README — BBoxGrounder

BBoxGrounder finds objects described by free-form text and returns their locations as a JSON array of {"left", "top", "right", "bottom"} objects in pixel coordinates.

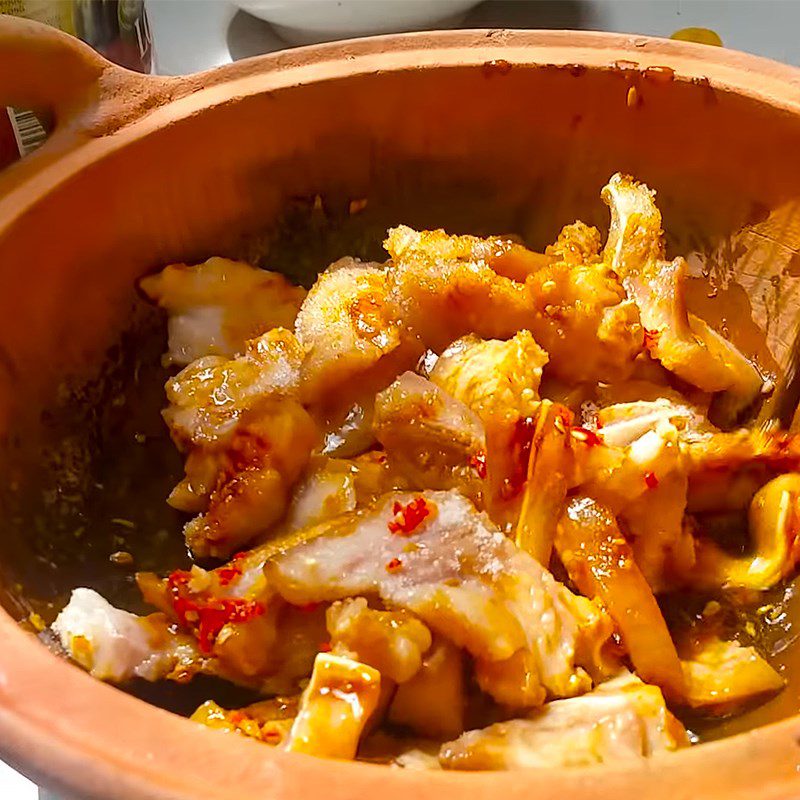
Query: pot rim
[{"left": 3, "top": 28, "right": 800, "bottom": 800}]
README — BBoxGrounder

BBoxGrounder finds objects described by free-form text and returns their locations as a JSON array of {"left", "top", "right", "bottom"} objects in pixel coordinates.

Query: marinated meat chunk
[
  {"left": 295, "top": 260, "right": 419, "bottom": 405},
  {"left": 140, "top": 257, "right": 306, "bottom": 366},
  {"left": 267, "top": 490, "right": 614, "bottom": 703},
  {"left": 439, "top": 673, "right": 687, "bottom": 770}
]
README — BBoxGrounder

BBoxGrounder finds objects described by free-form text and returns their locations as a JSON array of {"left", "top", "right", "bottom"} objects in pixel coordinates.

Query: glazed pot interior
[{"left": 3, "top": 30, "right": 800, "bottom": 797}]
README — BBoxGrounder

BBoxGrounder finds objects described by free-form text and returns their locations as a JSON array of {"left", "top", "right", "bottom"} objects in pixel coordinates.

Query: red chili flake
[
  {"left": 388, "top": 497, "right": 430, "bottom": 535},
  {"left": 229, "top": 711, "right": 245, "bottom": 725},
  {"left": 262, "top": 727, "right": 283, "bottom": 744},
  {"left": 167, "top": 569, "right": 191, "bottom": 588},
  {"left": 216, "top": 564, "right": 242, "bottom": 586},
  {"left": 167, "top": 570, "right": 265, "bottom": 653},
  {"left": 231, "top": 551, "right": 248, "bottom": 562},
  {"left": 504, "top": 415, "right": 537, "bottom": 498},
  {"left": 643, "top": 328, "right": 661, "bottom": 348},
  {"left": 295, "top": 601, "right": 322, "bottom": 613},
  {"left": 644, "top": 471, "right": 659, "bottom": 489},
  {"left": 385, "top": 557, "right": 403, "bottom": 573},
  {"left": 319, "top": 641, "right": 332, "bottom": 653},
  {"left": 203, "top": 599, "right": 265, "bottom": 653},
  {"left": 468, "top": 451, "right": 488, "bottom": 479},
  {"left": 571, "top": 426, "right": 604, "bottom": 446}
]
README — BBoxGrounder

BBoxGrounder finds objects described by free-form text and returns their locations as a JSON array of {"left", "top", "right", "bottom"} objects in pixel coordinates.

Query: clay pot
[{"left": 1, "top": 16, "right": 800, "bottom": 800}]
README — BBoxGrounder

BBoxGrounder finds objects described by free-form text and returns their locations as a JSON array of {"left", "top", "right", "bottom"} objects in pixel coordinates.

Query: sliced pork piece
[
  {"left": 141, "top": 454, "right": 410, "bottom": 614},
  {"left": 140, "top": 257, "right": 306, "bottom": 366},
  {"left": 295, "top": 260, "right": 419, "bottom": 405},
  {"left": 319, "top": 396, "right": 377, "bottom": 458},
  {"left": 53, "top": 588, "right": 211, "bottom": 683},
  {"left": 430, "top": 331, "right": 547, "bottom": 525},
  {"left": 384, "top": 226, "right": 535, "bottom": 351},
  {"left": 547, "top": 220, "right": 606, "bottom": 264},
  {"left": 136, "top": 556, "right": 328, "bottom": 694},
  {"left": 439, "top": 673, "right": 687, "bottom": 770},
  {"left": 430, "top": 331, "right": 547, "bottom": 419},
  {"left": 182, "top": 398, "right": 318, "bottom": 558},
  {"left": 679, "top": 638, "right": 784, "bottom": 710},
  {"left": 386, "top": 225, "right": 533, "bottom": 273},
  {"left": 164, "top": 327, "right": 305, "bottom": 451},
  {"left": 267, "top": 490, "right": 613, "bottom": 704},
  {"left": 55, "top": 581, "right": 329, "bottom": 698},
  {"left": 163, "top": 327, "right": 318, "bottom": 558},
  {"left": 163, "top": 327, "right": 313, "bottom": 524},
  {"left": 373, "top": 372, "right": 485, "bottom": 492},
  {"left": 349, "top": 450, "right": 412, "bottom": 505},
  {"left": 384, "top": 224, "right": 641, "bottom": 386},
  {"left": 327, "top": 597, "right": 432, "bottom": 683},
  {"left": 284, "top": 457, "right": 358, "bottom": 532}
]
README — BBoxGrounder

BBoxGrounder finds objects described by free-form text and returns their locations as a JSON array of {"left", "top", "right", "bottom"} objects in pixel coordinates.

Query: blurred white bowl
[{"left": 232, "top": 0, "right": 482, "bottom": 45}]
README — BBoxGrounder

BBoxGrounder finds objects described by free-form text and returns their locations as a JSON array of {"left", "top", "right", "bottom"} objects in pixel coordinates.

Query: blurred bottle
[
  {"left": 1, "top": 0, "right": 151, "bottom": 70},
  {"left": 72, "top": 0, "right": 152, "bottom": 72},
  {"left": 0, "top": 0, "right": 151, "bottom": 168}
]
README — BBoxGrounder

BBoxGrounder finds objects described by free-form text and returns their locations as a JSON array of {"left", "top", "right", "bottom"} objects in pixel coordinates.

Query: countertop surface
[{"left": 5, "top": 0, "right": 800, "bottom": 797}]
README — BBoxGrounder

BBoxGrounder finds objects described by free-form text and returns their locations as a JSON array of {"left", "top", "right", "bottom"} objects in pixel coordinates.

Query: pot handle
[
  {"left": 0, "top": 15, "right": 170, "bottom": 141},
  {"left": 0, "top": 16, "right": 113, "bottom": 128}
]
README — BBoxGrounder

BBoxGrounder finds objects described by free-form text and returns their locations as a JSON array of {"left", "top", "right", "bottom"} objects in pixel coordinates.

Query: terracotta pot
[{"left": 2, "top": 16, "right": 800, "bottom": 800}]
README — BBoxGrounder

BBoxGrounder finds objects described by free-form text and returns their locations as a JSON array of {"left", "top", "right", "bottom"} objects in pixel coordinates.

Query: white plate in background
[
  {"left": 232, "top": 0, "right": 480, "bottom": 44},
  {"left": 147, "top": 0, "right": 800, "bottom": 75}
]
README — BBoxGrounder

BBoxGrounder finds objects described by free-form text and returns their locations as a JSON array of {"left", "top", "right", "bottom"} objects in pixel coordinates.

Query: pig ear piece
[
  {"left": 601, "top": 171, "right": 665, "bottom": 274},
  {"left": 284, "top": 652, "right": 382, "bottom": 759},
  {"left": 601, "top": 172, "right": 763, "bottom": 415},
  {"left": 695, "top": 472, "right": 800, "bottom": 592}
]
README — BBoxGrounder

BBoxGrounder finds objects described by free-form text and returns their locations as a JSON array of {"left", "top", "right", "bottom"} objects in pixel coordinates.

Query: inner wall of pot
[{"left": 1, "top": 59, "right": 800, "bottom": 733}]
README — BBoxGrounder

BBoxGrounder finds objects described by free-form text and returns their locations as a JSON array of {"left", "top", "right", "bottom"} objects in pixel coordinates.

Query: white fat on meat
[
  {"left": 373, "top": 372, "right": 485, "bottom": 491},
  {"left": 140, "top": 257, "right": 306, "bottom": 366},
  {"left": 597, "top": 399, "right": 710, "bottom": 449},
  {"left": 164, "top": 327, "right": 305, "bottom": 448},
  {"left": 267, "top": 490, "right": 604, "bottom": 701},
  {"left": 439, "top": 673, "right": 686, "bottom": 770},
  {"left": 52, "top": 588, "right": 202, "bottom": 683},
  {"left": 294, "top": 260, "right": 416, "bottom": 404},
  {"left": 284, "top": 458, "right": 358, "bottom": 531}
]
